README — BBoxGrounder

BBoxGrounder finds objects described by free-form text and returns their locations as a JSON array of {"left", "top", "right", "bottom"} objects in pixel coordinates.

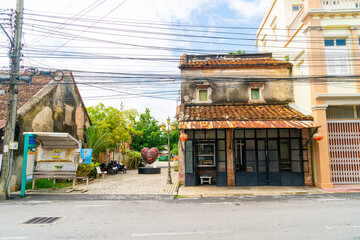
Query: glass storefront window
[
  {"left": 207, "top": 130, "right": 216, "bottom": 139},
  {"left": 269, "top": 161, "right": 279, "bottom": 172},
  {"left": 235, "top": 140, "right": 245, "bottom": 172},
  {"left": 246, "top": 161, "right": 256, "bottom": 172},
  {"left": 246, "top": 151, "right": 256, "bottom": 161},
  {"left": 246, "top": 140, "right": 255, "bottom": 150},
  {"left": 292, "top": 161, "right": 301, "bottom": 172},
  {"left": 256, "top": 129, "right": 266, "bottom": 138},
  {"left": 186, "top": 130, "right": 194, "bottom": 140},
  {"left": 235, "top": 129, "right": 244, "bottom": 138},
  {"left": 218, "top": 151, "right": 226, "bottom": 161},
  {"left": 268, "top": 140, "right": 278, "bottom": 150},
  {"left": 245, "top": 129, "right": 255, "bottom": 138},
  {"left": 217, "top": 130, "right": 225, "bottom": 139},
  {"left": 280, "top": 129, "right": 289, "bottom": 138},
  {"left": 291, "top": 150, "right": 301, "bottom": 160},
  {"left": 195, "top": 130, "right": 205, "bottom": 139},
  {"left": 218, "top": 162, "right": 226, "bottom": 172},
  {"left": 197, "top": 143, "right": 215, "bottom": 167},
  {"left": 280, "top": 139, "right": 291, "bottom": 171},
  {"left": 268, "top": 129, "right": 278, "bottom": 138},
  {"left": 258, "top": 161, "right": 266, "bottom": 172},
  {"left": 218, "top": 140, "right": 226, "bottom": 151},
  {"left": 291, "top": 139, "right": 299, "bottom": 149}
]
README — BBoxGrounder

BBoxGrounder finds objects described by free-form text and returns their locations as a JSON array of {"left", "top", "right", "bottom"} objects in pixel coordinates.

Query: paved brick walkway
[{"left": 86, "top": 167, "right": 179, "bottom": 195}]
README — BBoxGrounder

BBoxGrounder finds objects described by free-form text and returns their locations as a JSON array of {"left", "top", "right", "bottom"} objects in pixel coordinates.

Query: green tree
[
  {"left": 170, "top": 121, "right": 178, "bottom": 155},
  {"left": 87, "top": 103, "right": 138, "bottom": 155},
  {"left": 83, "top": 126, "right": 108, "bottom": 156},
  {"left": 131, "top": 108, "right": 167, "bottom": 152}
]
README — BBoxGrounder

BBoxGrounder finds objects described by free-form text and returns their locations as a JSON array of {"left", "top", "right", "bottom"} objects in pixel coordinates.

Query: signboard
[
  {"left": 26, "top": 148, "right": 36, "bottom": 181},
  {"left": 52, "top": 149, "right": 61, "bottom": 160},
  {"left": 80, "top": 149, "right": 93, "bottom": 164}
]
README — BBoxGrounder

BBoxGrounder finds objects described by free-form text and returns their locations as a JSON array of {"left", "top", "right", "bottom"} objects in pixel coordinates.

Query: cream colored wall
[
  {"left": 292, "top": 58, "right": 312, "bottom": 112},
  {"left": 258, "top": 0, "right": 360, "bottom": 110},
  {"left": 320, "top": 17, "right": 359, "bottom": 94},
  {"left": 257, "top": 0, "right": 304, "bottom": 60}
]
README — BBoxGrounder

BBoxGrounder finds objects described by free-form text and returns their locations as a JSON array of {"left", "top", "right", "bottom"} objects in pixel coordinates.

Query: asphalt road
[{"left": 1, "top": 193, "right": 360, "bottom": 240}]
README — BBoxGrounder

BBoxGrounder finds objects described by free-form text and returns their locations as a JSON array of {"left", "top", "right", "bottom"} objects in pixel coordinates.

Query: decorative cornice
[
  {"left": 303, "top": 26, "right": 325, "bottom": 33},
  {"left": 350, "top": 25, "right": 360, "bottom": 30},
  {"left": 312, "top": 105, "right": 328, "bottom": 111}
]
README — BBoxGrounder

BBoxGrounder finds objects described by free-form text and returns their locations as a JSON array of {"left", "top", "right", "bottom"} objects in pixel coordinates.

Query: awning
[
  {"left": 178, "top": 120, "right": 319, "bottom": 129},
  {"left": 23, "top": 132, "right": 81, "bottom": 149}
]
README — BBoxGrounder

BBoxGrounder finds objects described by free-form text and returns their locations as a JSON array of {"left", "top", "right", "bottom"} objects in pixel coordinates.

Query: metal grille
[
  {"left": 328, "top": 121, "right": 360, "bottom": 183},
  {"left": 23, "top": 217, "right": 60, "bottom": 224}
]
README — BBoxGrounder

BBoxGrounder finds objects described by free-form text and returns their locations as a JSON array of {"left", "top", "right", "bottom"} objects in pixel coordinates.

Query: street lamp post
[{"left": 161, "top": 117, "right": 175, "bottom": 184}]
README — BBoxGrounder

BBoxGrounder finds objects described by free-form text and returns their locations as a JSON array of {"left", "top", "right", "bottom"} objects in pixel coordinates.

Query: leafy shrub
[
  {"left": 76, "top": 163, "right": 94, "bottom": 177},
  {"left": 174, "top": 161, "right": 179, "bottom": 172},
  {"left": 125, "top": 150, "right": 143, "bottom": 169}
]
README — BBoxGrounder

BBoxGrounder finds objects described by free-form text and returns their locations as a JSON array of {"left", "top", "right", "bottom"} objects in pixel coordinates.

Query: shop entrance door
[{"left": 257, "top": 140, "right": 281, "bottom": 185}]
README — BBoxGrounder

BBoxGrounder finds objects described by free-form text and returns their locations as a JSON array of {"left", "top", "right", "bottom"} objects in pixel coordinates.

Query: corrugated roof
[
  {"left": 178, "top": 120, "right": 318, "bottom": 129},
  {"left": 177, "top": 104, "right": 313, "bottom": 122}
]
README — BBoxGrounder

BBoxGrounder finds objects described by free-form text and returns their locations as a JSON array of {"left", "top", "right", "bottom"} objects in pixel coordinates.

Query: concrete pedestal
[{"left": 138, "top": 167, "right": 161, "bottom": 174}]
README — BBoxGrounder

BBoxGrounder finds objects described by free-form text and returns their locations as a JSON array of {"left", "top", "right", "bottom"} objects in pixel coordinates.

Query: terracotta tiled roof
[
  {"left": 0, "top": 73, "right": 54, "bottom": 121},
  {"left": 179, "top": 54, "right": 292, "bottom": 70},
  {"left": 0, "top": 120, "right": 6, "bottom": 129},
  {"left": 177, "top": 104, "right": 312, "bottom": 122}
]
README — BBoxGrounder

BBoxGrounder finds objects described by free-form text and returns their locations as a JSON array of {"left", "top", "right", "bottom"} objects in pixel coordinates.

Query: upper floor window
[
  {"left": 292, "top": 5, "right": 302, "bottom": 17},
  {"left": 324, "top": 38, "right": 349, "bottom": 75},
  {"left": 324, "top": 38, "right": 346, "bottom": 47},
  {"left": 251, "top": 89, "right": 260, "bottom": 100},
  {"left": 199, "top": 89, "right": 208, "bottom": 102},
  {"left": 326, "top": 105, "right": 360, "bottom": 119}
]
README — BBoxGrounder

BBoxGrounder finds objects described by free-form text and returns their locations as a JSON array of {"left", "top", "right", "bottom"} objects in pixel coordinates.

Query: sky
[{"left": 0, "top": 0, "right": 270, "bottom": 123}]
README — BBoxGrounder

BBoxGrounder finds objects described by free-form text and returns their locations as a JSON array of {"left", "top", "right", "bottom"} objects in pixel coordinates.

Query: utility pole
[{"left": 0, "top": 0, "right": 24, "bottom": 200}]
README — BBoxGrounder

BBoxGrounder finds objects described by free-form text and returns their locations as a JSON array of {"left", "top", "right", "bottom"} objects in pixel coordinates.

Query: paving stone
[{"left": 86, "top": 167, "right": 178, "bottom": 195}]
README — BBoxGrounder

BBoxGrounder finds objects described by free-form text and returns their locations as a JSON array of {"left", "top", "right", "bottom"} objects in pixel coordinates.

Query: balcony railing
[{"left": 321, "top": 0, "right": 360, "bottom": 9}]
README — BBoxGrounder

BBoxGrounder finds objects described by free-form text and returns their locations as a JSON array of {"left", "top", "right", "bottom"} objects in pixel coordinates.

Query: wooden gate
[{"left": 328, "top": 121, "right": 360, "bottom": 183}]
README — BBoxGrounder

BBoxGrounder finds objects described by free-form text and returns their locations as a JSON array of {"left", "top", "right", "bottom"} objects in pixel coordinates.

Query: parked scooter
[
  {"left": 114, "top": 161, "right": 127, "bottom": 173},
  {"left": 107, "top": 161, "right": 120, "bottom": 174},
  {"left": 100, "top": 162, "right": 118, "bottom": 175}
]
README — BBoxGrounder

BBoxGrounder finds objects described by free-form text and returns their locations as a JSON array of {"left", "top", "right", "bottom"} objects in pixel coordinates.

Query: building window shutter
[
  {"left": 251, "top": 89, "right": 260, "bottom": 100},
  {"left": 199, "top": 90, "right": 208, "bottom": 101}
]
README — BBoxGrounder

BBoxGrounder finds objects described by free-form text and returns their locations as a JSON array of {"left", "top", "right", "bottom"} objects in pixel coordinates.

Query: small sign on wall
[
  {"left": 80, "top": 149, "right": 93, "bottom": 164},
  {"left": 52, "top": 149, "right": 61, "bottom": 160}
]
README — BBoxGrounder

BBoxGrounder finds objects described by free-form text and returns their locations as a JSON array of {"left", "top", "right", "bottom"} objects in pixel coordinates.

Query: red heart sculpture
[{"left": 141, "top": 147, "right": 159, "bottom": 164}]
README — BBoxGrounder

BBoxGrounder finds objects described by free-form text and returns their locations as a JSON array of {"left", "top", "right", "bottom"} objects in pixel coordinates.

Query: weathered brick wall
[
  {"left": 303, "top": 129, "right": 313, "bottom": 186},
  {"left": 226, "top": 129, "right": 235, "bottom": 186},
  {"left": 178, "top": 130, "right": 185, "bottom": 184}
]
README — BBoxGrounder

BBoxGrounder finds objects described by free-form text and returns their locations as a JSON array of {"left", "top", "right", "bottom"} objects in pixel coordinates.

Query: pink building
[{"left": 257, "top": 0, "right": 360, "bottom": 188}]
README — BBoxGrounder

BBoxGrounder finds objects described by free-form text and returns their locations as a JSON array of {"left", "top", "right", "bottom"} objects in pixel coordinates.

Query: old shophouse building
[{"left": 177, "top": 53, "right": 318, "bottom": 187}]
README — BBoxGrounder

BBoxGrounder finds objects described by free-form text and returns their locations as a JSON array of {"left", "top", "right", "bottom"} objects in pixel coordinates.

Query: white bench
[
  {"left": 96, "top": 167, "right": 107, "bottom": 179},
  {"left": 200, "top": 175, "right": 212, "bottom": 185}
]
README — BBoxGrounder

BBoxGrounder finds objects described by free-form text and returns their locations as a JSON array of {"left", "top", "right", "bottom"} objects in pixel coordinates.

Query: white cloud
[{"left": 226, "top": 0, "right": 271, "bottom": 19}]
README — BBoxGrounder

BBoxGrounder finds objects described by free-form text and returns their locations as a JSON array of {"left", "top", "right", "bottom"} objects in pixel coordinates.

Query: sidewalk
[
  {"left": 322, "top": 184, "right": 360, "bottom": 193},
  {"left": 177, "top": 185, "right": 327, "bottom": 197},
  {"left": 85, "top": 166, "right": 178, "bottom": 195}
]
